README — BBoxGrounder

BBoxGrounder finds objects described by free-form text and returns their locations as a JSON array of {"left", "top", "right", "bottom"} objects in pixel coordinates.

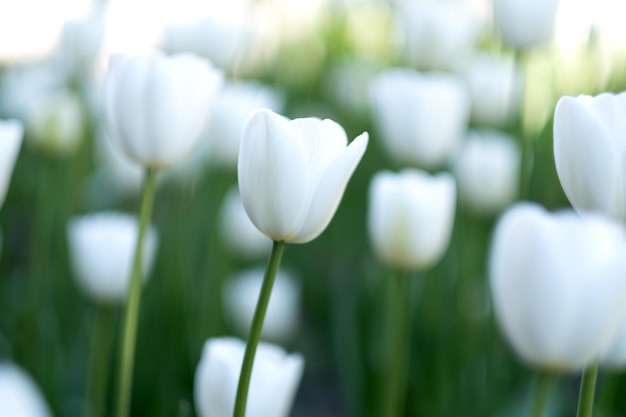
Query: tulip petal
[{"left": 291, "top": 133, "right": 368, "bottom": 243}]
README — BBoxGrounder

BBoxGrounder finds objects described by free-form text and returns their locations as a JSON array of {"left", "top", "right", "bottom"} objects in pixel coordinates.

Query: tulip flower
[
  {"left": 0, "top": 119, "right": 23, "bottom": 210},
  {"left": 492, "top": 0, "right": 560, "bottom": 50},
  {"left": 66, "top": 212, "right": 158, "bottom": 304},
  {"left": 223, "top": 267, "right": 300, "bottom": 343},
  {"left": 238, "top": 108, "right": 368, "bottom": 244},
  {"left": 0, "top": 363, "right": 52, "bottom": 417},
  {"left": 219, "top": 187, "right": 271, "bottom": 260},
  {"left": 368, "top": 169, "right": 456, "bottom": 271},
  {"left": 489, "top": 202, "right": 626, "bottom": 371},
  {"left": 453, "top": 130, "right": 520, "bottom": 216},
  {"left": 369, "top": 68, "right": 470, "bottom": 169},
  {"left": 194, "top": 337, "right": 304, "bottom": 417},
  {"left": 102, "top": 52, "right": 223, "bottom": 169},
  {"left": 601, "top": 317, "right": 626, "bottom": 369},
  {"left": 553, "top": 92, "right": 626, "bottom": 223}
]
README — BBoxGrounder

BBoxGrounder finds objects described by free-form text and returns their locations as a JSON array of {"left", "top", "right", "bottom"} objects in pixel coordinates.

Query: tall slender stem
[
  {"left": 86, "top": 306, "right": 115, "bottom": 417},
  {"left": 233, "top": 240, "right": 285, "bottom": 417},
  {"left": 576, "top": 362, "right": 599, "bottom": 417},
  {"left": 115, "top": 167, "right": 158, "bottom": 417},
  {"left": 381, "top": 270, "right": 412, "bottom": 417},
  {"left": 530, "top": 372, "right": 553, "bottom": 417}
]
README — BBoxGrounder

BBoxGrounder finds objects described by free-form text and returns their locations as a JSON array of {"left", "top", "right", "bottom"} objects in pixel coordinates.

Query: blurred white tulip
[
  {"left": 460, "top": 52, "right": 522, "bottom": 128},
  {"left": 0, "top": 363, "right": 52, "bottom": 417},
  {"left": 219, "top": 187, "right": 272, "bottom": 260},
  {"left": 489, "top": 203, "right": 626, "bottom": 371},
  {"left": 368, "top": 169, "right": 456, "bottom": 270},
  {"left": 102, "top": 52, "right": 223, "bottom": 169},
  {"left": 238, "top": 108, "right": 368, "bottom": 243},
  {"left": 492, "top": 0, "right": 560, "bottom": 50},
  {"left": 194, "top": 337, "right": 304, "bottom": 417},
  {"left": 26, "top": 89, "right": 84, "bottom": 157},
  {"left": 454, "top": 130, "right": 520, "bottom": 216},
  {"left": 554, "top": 92, "right": 626, "bottom": 223},
  {"left": 67, "top": 212, "right": 158, "bottom": 304},
  {"left": 369, "top": 68, "right": 470, "bottom": 169},
  {"left": 601, "top": 316, "right": 626, "bottom": 369},
  {"left": 0, "top": 119, "right": 23, "bottom": 210},
  {"left": 223, "top": 267, "right": 300, "bottom": 343},
  {"left": 399, "top": 0, "right": 483, "bottom": 72}
]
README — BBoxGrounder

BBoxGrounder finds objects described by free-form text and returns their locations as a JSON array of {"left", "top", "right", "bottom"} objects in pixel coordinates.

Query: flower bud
[
  {"left": 492, "top": 0, "right": 560, "bottom": 50},
  {"left": 0, "top": 363, "right": 52, "bottom": 417}
]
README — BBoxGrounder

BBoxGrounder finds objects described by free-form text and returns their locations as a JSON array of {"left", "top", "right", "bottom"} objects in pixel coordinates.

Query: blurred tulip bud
[
  {"left": 0, "top": 119, "right": 23, "bottom": 210},
  {"left": 102, "top": 52, "right": 223, "bottom": 169},
  {"left": 369, "top": 68, "right": 469, "bottom": 169},
  {"left": 238, "top": 108, "right": 368, "bottom": 243},
  {"left": 454, "top": 130, "right": 520, "bottom": 216},
  {"left": 0, "top": 363, "right": 52, "bottom": 417},
  {"left": 368, "top": 169, "right": 456, "bottom": 270},
  {"left": 223, "top": 267, "right": 300, "bottom": 343},
  {"left": 67, "top": 212, "right": 158, "bottom": 304},
  {"left": 601, "top": 316, "right": 626, "bottom": 369},
  {"left": 400, "top": 1, "right": 482, "bottom": 72},
  {"left": 489, "top": 203, "right": 626, "bottom": 371},
  {"left": 194, "top": 337, "right": 304, "bottom": 417},
  {"left": 26, "top": 89, "right": 84, "bottom": 157},
  {"left": 554, "top": 93, "right": 626, "bottom": 223},
  {"left": 492, "top": 0, "right": 560, "bottom": 50},
  {"left": 219, "top": 187, "right": 271, "bottom": 260},
  {"left": 460, "top": 52, "right": 522, "bottom": 128}
]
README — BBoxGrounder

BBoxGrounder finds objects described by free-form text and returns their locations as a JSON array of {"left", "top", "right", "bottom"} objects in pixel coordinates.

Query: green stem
[
  {"left": 232, "top": 240, "right": 285, "bottom": 417},
  {"left": 86, "top": 306, "right": 115, "bottom": 417},
  {"left": 530, "top": 372, "right": 553, "bottom": 417},
  {"left": 115, "top": 167, "right": 158, "bottom": 417},
  {"left": 576, "top": 362, "right": 599, "bottom": 417},
  {"left": 381, "top": 270, "right": 412, "bottom": 417}
]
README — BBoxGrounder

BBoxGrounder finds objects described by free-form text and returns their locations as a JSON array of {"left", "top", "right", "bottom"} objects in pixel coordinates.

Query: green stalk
[
  {"left": 233, "top": 240, "right": 285, "bottom": 417},
  {"left": 115, "top": 167, "right": 158, "bottom": 417},
  {"left": 530, "top": 372, "right": 553, "bottom": 417},
  {"left": 86, "top": 306, "right": 115, "bottom": 417},
  {"left": 576, "top": 362, "right": 599, "bottom": 417},
  {"left": 381, "top": 270, "right": 412, "bottom": 417}
]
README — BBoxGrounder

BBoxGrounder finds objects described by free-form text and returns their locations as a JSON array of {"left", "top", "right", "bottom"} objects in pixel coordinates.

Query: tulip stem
[
  {"left": 530, "top": 372, "right": 553, "bottom": 417},
  {"left": 576, "top": 361, "right": 599, "bottom": 417},
  {"left": 381, "top": 270, "right": 412, "bottom": 417},
  {"left": 115, "top": 167, "right": 158, "bottom": 417},
  {"left": 86, "top": 306, "right": 114, "bottom": 417},
  {"left": 233, "top": 240, "right": 285, "bottom": 417}
]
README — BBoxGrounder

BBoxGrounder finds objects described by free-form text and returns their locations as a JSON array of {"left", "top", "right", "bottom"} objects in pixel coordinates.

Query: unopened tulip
[
  {"left": 102, "top": 52, "right": 223, "bottom": 169},
  {"left": 223, "top": 267, "right": 300, "bottom": 343},
  {"left": 369, "top": 68, "right": 469, "bottom": 168},
  {"left": 67, "top": 212, "right": 158, "bottom": 304},
  {"left": 219, "top": 187, "right": 271, "bottom": 260},
  {"left": 0, "top": 119, "right": 23, "bottom": 209},
  {"left": 554, "top": 92, "right": 626, "bottom": 223},
  {"left": 194, "top": 337, "right": 304, "bottom": 417},
  {"left": 492, "top": 0, "right": 560, "bottom": 50},
  {"left": 368, "top": 169, "right": 456, "bottom": 270},
  {"left": 238, "top": 108, "right": 368, "bottom": 243},
  {"left": 454, "top": 130, "right": 520, "bottom": 215},
  {"left": 0, "top": 364, "right": 52, "bottom": 417},
  {"left": 601, "top": 317, "right": 626, "bottom": 369},
  {"left": 489, "top": 203, "right": 626, "bottom": 371}
]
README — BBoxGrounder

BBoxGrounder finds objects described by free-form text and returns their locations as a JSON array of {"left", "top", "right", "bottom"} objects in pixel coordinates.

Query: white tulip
[
  {"left": 219, "top": 187, "right": 272, "bottom": 260},
  {"left": 0, "top": 363, "right": 52, "bottom": 417},
  {"left": 400, "top": 1, "right": 482, "bottom": 72},
  {"left": 238, "top": 108, "right": 368, "bottom": 243},
  {"left": 194, "top": 337, "right": 304, "bottom": 417},
  {"left": 223, "top": 267, "right": 300, "bottom": 343},
  {"left": 368, "top": 169, "right": 456, "bottom": 270},
  {"left": 489, "top": 203, "right": 626, "bottom": 371},
  {"left": 601, "top": 316, "right": 626, "bottom": 369},
  {"left": 67, "top": 212, "right": 158, "bottom": 304},
  {"left": 553, "top": 92, "right": 626, "bottom": 223},
  {"left": 0, "top": 119, "right": 23, "bottom": 210},
  {"left": 461, "top": 52, "right": 522, "bottom": 128},
  {"left": 369, "top": 68, "right": 470, "bottom": 169},
  {"left": 102, "top": 52, "right": 223, "bottom": 169},
  {"left": 454, "top": 130, "right": 520, "bottom": 216},
  {"left": 492, "top": 0, "right": 560, "bottom": 50}
]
